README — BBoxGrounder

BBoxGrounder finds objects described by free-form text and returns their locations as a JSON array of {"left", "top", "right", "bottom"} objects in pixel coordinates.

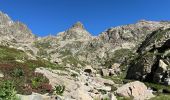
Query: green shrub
[
  {"left": 0, "top": 80, "right": 19, "bottom": 100},
  {"left": 103, "top": 97, "right": 110, "bottom": 100},
  {"left": 34, "top": 41, "right": 51, "bottom": 49},
  {"left": 54, "top": 85, "right": 65, "bottom": 95},
  {"left": 145, "top": 82, "right": 170, "bottom": 93},
  {"left": 71, "top": 73, "right": 78, "bottom": 78},
  {"left": 0, "top": 46, "right": 27, "bottom": 62},
  {"left": 62, "top": 55, "right": 85, "bottom": 67},
  {"left": 98, "top": 89, "right": 107, "bottom": 95},
  {"left": 0, "top": 45, "right": 53, "bottom": 95},
  {"left": 116, "top": 96, "right": 133, "bottom": 100},
  {"left": 12, "top": 68, "right": 24, "bottom": 77},
  {"left": 31, "top": 73, "right": 48, "bottom": 89},
  {"left": 25, "top": 59, "right": 62, "bottom": 70},
  {"left": 150, "top": 94, "right": 170, "bottom": 100}
]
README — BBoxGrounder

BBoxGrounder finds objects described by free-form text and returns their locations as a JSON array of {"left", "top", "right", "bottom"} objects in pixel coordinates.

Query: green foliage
[
  {"left": 113, "top": 49, "right": 133, "bottom": 61},
  {"left": 102, "top": 49, "right": 134, "bottom": 69},
  {"left": 31, "top": 73, "right": 48, "bottom": 88},
  {"left": 54, "top": 85, "right": 65, "bottom": 95},
  {"left": 12, "top": 68, "right": 24, "bottom": 77},
  {"left": 31, "top": 77, "right": 42, "bottom": 88},
  {"left": 34, "top": 41, "right": 51, "bottom": 49},
  {"left": 0, "top": 80, "right": 19, "bottom": 100},
  {"left": 0, "top": 45, "right": 54, "bottom": 95},
  {"left": 98, "top": 89, "right": 107, "bottom": 95},
  {"left": 103, "top": 76, "right": 123, "bottom": 84},
  {"left": 116, "top": 96, "right": 133, "bottom": 100},
  {"left": 37, "top": 48, "right": 48, "bottom": 57},
  {"left": 0, "top": 46, "right": 27, "bottom": 61},
  {"left": 25, "top": 59, "right": 62, "bottom": 70},
  {"left": 150, "top": 94, "right": 170, "bottom": 100},
  {"left": 59, "top": 50, "right": 72, "bottom": 57},
  {"left": 71, "top": 73, "right": 78, "bottom": 78},
  {"left": 103, "top": 97, "right": 110, "bottom": 100},
  {"left": 145, "top": 82, "right": 170, "bottom": 92},
  {"left": 62, "top": 55, "right": 85, "bottom": 67},
  {"left": 34, "top": 41, "right": 51, "bottom": 58}
]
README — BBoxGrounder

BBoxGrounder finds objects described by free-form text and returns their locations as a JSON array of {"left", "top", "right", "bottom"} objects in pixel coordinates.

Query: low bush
[
  {"left": 0, "top": 80, "right": 19, "bottom": 100},
  {"left": 12, "top": 68, "right": 24, "bottom": 77},
  {"left": 0, "top": 45, "right": 54, "bottom": 95},
  {"left": 30, "top": 73, "right": 53, "bottom": 94},
  {"left": 54, "top": 85, "right": 65, "bottom": 96}
]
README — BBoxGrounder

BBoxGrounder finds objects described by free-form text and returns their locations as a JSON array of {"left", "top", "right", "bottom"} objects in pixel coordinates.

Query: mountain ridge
[{"left": 1, "top": 11, "right": 170, "bottom": 100}]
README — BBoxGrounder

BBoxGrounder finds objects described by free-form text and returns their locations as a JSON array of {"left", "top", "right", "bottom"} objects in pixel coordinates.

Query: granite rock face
[
  {"left": 0, "top": 11, "right": 36, "bottom": 44},
  {"left": 99, "top": 20, "right": 170, "bottom": 47}
]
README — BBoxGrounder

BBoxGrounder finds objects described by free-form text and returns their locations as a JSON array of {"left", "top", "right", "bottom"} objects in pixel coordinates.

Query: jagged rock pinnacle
[
  {"left": 72, "top": 21, "right": 84, "bottom": 29},
  {"left": 56, "top": 21, "right": 92, "bottom": 40},
  {"left": 0, "top": 11, "right": 13, "bottom": 25}
]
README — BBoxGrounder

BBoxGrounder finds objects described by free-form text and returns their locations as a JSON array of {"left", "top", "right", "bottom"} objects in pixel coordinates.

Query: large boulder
[
  {"left": 17, "top": 93, "right": 55, "bottom": 100},
  {"left": 116, "top": 81, "right": 154, "bottom": 100}
]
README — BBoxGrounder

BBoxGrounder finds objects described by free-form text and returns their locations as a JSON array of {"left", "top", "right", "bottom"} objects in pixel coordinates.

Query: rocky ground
[{"left": 1, "top": 11, "right": 170, "bottom": 100}]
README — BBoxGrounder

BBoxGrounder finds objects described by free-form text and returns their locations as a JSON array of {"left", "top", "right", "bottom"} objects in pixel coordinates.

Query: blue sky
[{"left": 0, "top": 0, "right": 170, "bottom": 36}]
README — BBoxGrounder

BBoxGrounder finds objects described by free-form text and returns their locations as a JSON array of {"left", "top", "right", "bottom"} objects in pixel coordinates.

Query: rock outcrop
[
  {"left": 35, "top": 67, "right": 115, "bottom": 100},
  {"left": 116, "top": 81, "right": 154, "bottom": 100},
  {"left": 99, "top": 20, "right": 170, "bottom": 47},
  {"left": 0, "top": 11, "right": 36, "bottom": 44},
  {"left": 126, "top": 28, "right": 170, "bottom": 84}
]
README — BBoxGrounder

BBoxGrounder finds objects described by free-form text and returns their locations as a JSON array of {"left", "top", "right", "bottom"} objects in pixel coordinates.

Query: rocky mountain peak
[
  {"left": 56, "top": 21, "right": 92, "bottom": 40},
  {"left": 0, "top": 11, "right": 13, "bottom": 26},
  {"left": 0, "top": 12, "right": 36, "bottom": 44},
  {"left": 72, "top": 21, "right": 84, "bottom": 29}
]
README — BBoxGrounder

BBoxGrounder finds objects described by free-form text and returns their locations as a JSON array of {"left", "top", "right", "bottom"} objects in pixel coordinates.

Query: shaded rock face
[{"left": 126, "top": 28, "right": 170, "bottom": 84}]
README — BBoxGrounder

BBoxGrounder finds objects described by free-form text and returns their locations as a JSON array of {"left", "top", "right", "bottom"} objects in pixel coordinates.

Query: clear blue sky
[{"left": 0, "top": 0, "right": 170, "bottom": 36}]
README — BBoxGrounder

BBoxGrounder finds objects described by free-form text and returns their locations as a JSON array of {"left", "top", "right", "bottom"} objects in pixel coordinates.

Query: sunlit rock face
[
  {"left": 57, "top": 21, "right": 92, "bottom": 41},
  {"left": 0, "top": 11, "right": 36, "bottom": 44}
]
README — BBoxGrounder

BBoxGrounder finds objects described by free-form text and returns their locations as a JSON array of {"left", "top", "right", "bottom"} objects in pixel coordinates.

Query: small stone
[
  {"left": 97, "top": 86, "right": 112, "bottom": 92},
  {"left": 101, "top": 69, "right": 109, "bottom": 76},
  {"left": 0, "top": 73, "right": 4, "bottom": 78},
  {"left": 164, "top": 78, "right": 170, "bottom": 85}
]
